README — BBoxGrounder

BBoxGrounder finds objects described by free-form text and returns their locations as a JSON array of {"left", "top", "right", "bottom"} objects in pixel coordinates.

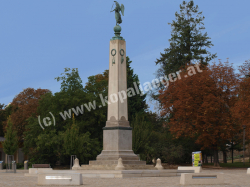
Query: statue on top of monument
[{"left": 110, "top": 1, "right": 125, "bottom": 25}]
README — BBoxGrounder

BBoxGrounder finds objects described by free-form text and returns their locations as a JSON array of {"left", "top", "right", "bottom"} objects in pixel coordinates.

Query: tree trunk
[
  {"left": 231, "top": 141, "right": 234, "bottom": 163},
  {"left": 204, "top": 154, "right": 208, "bottom": 164},
  {"left": 202, "top": 152, "right": 204, "bottom": 164},
  {"left": 223, "top": 150, "right": 227, "bottom": 163},
  {"left": 213, "top": 149, "right": 220, "bottom": 167}
]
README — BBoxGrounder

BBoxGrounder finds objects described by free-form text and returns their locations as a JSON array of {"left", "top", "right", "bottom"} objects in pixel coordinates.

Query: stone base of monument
[
  {"left": 80, "top": 129, "right": 154, "bottom": 170},
  {"left": 247, "top": 168, "right": 250, "bottom": 174},
  {"left": 25, "top": 169, "right": 178, "bottom": 178},
  {"left": 180, "top": 173, "right": 224, "bottom": 185},
  {"left": 78, "top": 164, "right": 156, "bottom": 170},
  {"left": 26, "top": 169, "right": 180, "bottom": 179},
  {"left": 77, "top": 169, "right": 177, "bottom": 178},
  {"left": 37, "top": 173, "right": 83, "bottom": 186},
  {"left": 178, "top": 166, "right": 202, "bottom": 173},
  {"left": 75, "top": 149, "right": 156, "bottom": 170}
]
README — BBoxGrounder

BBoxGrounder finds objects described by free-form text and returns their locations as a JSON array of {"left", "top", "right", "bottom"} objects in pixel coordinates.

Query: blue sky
[{"left": 0, "top": 0, "right": 249, "bottom": 112}]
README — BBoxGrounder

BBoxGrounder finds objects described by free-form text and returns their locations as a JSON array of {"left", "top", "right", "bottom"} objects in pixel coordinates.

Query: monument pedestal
[
  {"left": 79, "top": 127, "right": 153, "bottom": 170},
  {"left": 96, "top": 127, "right": 139, "bottom": 161},
  {"left": 87, "top": 127, "right": 148, "bottom": 169}
]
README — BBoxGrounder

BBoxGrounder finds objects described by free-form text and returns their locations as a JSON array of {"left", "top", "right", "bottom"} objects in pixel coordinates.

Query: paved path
[{"left": 0, "top": 169, "right": 249, "bottom": 187}]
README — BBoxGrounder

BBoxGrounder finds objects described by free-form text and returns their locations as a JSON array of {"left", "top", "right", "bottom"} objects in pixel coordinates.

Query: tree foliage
[
  {"left": 131, "top": 113, "right": 152, "bottom": 154},
  {"left": 0, "top": 103, "right": 6, "bottom": 137},
  {"left": 0, "top": 104, "right": 13, "bottom": 137},
  {"left": 5, "top": 88, "right": 50, "bottom": 146},
  {"left": 61, "top": 114, "right": 100, "bottom": 163},
  {"left": 158, "top": 61, "right": 239, "bottom": 166},
  {"left": 82, "top": 69, "right": 109, "bottom": 142},
  {"left": 155, "top": 0, "right": 216, "bottom": 79},
  {"left": 232, "top": 60, "right": 250, "bottom": 138},
  {"left": 130, "top": 111, "right": 198, "bottom": 164},
  {"left": 23, "top": 68, "right": 99, "bottom": 165},
  {"left": 22, "top": 58, "right": 148, "bottom": 165},
  {"left": 3, "top": 118, "right": 18, "bottom": 155},
  {"left": 55, "top": 68, "right": 84, "bottom": 93},
  {"left": 126, "top": 57, "right": 148, "bottom": 121}
]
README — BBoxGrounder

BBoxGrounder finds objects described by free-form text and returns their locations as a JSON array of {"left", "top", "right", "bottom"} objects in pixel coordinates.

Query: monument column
[
  {"left": 92, "top": 25, "right": 142, "bottom": 165},
  {"left": 106, "top": 26, "right": 129, "bottom": 128}
]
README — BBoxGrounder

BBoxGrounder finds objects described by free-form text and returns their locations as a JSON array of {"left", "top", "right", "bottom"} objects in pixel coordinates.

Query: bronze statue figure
[{"left": 110, "top": 1, "right": 125, "bottom": 25}]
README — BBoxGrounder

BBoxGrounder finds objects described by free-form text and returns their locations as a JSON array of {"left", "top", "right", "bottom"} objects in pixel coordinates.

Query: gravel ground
[{"left": 0, "top": 169, "right": 249, "bottom": 187}]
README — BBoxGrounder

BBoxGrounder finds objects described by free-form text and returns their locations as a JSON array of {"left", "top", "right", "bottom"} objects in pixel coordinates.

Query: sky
[{"left": 0, "top": 0, "right": 249, "bottom": 112}]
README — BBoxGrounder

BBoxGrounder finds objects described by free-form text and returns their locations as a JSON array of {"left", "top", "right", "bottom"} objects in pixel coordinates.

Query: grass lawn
[
  {"left": 203, "top": 162, "right": 250, "bottom": 168},
  {"left": 220, "top": 162, "right": 250, "bottom": 168}
]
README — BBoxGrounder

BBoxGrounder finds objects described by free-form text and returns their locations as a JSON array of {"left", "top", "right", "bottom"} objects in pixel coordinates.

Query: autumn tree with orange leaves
[
  {"left": 232, "top": 60, "right": 250, "bottom": 139},
  {"left": 159, "top": 61, "right": 239, "bottom": 166},
  {"left": 4, "top": 88, "right": 50, "bottom": 146}
]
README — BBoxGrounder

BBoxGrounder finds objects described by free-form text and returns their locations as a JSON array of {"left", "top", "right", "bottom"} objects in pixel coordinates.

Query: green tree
[
  {"left": 23, "top": 68, "right": 94, "bottom": 165},
  {"left": 62, "top": 114, "right": 100, "bottom": 164},
  {"left": 131, "top": 113, "right": 152, "bottom": 154},
  {"left": 55, "top": 68, "right": 84, "bottom": 93},
  {"left": 35, "top": 129, "right": 63, "bottom": 166},
  {"left": 23, "top": 58, "right": 148, "bottom": 165},
  {"left": 3, "top": 118, "right": 18, "bottom": 155},
  {"left": 0, "top": 103, "right": 13, "bottom": 137},
  {"left": 150, "top": 1, "right": 217, "bottom": 165},
  {"left": 0, "top": 103, "right": 6, "bottom": 137},
  {"left": 23, "top": 116, "right": 48, "bottom": 164},
  {"left": 126, "top": 57, "right": 148, "bottom": 121},
  {"left": 131, "top": 112, "right": 200, "bottom": 164},
  {"left": 155, "top": 0, "right": 216, "bottom": 79},
  {"left": 0, "top": 103, "right": 5, "bottom": 109},
  {"left": 82, "top": 70, "right": 109, "bottom": 142},
  {"left": 23, "top": 67, "right": 103, "bottom": 165}
]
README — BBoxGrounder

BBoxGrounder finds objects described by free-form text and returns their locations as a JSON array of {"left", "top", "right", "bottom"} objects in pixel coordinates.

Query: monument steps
[
  {"left": 78, "top": 164, "right": 157, "bottom": 170},
  {"left": 89, "top": 160, "right": 146, "bottom": 165}
]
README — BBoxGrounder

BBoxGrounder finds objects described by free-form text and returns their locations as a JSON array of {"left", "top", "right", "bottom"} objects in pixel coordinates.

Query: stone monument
[{"left": 79, "top": 1, "right": 153, "bottom": 170}]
